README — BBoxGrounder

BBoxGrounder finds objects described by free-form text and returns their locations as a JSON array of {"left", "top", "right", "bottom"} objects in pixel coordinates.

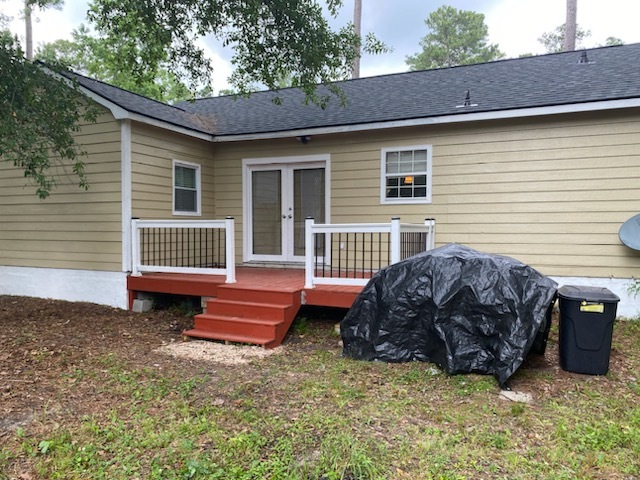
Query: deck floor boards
[{"left": 127, "top": 267, "right": 363, "bottom": 309}]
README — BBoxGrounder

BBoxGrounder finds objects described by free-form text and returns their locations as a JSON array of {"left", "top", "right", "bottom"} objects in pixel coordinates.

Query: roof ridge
[{"left": 187, "top": 42, "right": 634, "bottom": 104}]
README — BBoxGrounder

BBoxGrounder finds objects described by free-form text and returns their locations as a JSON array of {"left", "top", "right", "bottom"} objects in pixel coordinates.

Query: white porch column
[
  {"left": 390, "top": 217, "right": 401, "bottom": 264},
  {"left": 425, "top": 218, "right": 436, "bottom": 250},
  {"left": 304, "top": 217, "right": 315, "bottom": 289},
  {"left": 225, "top": 217, "right": 237, "bottom": 283},
  {"left": 131, "top": 218, "right": 141, "bottom": 276}
]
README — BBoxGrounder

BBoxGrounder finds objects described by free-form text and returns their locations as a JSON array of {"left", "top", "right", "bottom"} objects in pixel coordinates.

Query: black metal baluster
[
  {"left": 370, "top": 233, "right": 374, "bottom": 277},
  {"left": 338, "top": 233, "right": 343, "bottom": 278},
  {"left": 316, "top": 233, "right": 320, "bottom": 278}
]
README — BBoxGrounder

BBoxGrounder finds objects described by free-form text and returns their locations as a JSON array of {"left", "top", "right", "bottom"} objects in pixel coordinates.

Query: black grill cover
[{"left": 341, "top": 244, "right": 558, "bottom": 385}]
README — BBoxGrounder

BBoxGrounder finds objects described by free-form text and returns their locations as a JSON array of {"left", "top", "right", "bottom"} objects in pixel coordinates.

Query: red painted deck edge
[{"left": 127, "top": 268, "right": 363, "bottom": 310}]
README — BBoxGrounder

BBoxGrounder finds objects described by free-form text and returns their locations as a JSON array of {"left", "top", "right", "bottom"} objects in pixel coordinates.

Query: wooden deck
[
  {"left": 127, "top": 267, "right": 363, "bottom": 309},
  {"left": 127, "top": 267, "right": 364, "bottom": 348}
]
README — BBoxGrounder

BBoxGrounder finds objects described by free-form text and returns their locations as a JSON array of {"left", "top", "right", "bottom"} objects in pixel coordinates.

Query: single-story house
[{"left": 2, "top": 43, "right": 640, "bottom": 340}]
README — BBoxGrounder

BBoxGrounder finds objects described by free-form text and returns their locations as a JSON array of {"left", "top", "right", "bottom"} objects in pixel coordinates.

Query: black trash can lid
[{"left": 558, "top": 285, "right": 620, "bottom": 303}]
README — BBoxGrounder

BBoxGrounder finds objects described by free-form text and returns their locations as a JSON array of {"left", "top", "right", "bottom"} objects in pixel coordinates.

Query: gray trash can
[{"left": 558, "top": 285, "right": 620, "bottom": 375}]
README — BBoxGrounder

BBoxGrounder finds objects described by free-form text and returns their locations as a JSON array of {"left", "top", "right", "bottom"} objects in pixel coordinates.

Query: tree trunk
[
  {"left": 351, "top": 0, "right": 362, "bottom": 79},
  {"left": 564, "top": 0, "right": 577, "bottom": 52},
  {"left": 25, "top": 0, "right": 33, "bottom": 60}
]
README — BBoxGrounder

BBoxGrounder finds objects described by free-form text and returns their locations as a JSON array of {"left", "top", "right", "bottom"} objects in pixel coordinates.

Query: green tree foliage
[
  {"left": 36, "top": 25, "right": 207, "bottom": 103},
  {"left": 538, "top": 23, "right": 592, "bottom": 53},
  {"left": 87, "top": 0, "right": 387, "bottom": 106},
  {"left": 537, "top": 25, "right": 624, "bottom": 53},
  {"left": 24, "top": 0, "right": 64, "bottom": 10},
  {"left": 2, "top": 0, "right": 384, "bottom": 198},
  {"left": 406, "top": 6, "right": 504, "bottom": 71},
  {"left": 604, "top": 36, "right": 624, "bottom": 47},
  {"left": 0, "top": 31, "right": 98, "bottom": 199}
]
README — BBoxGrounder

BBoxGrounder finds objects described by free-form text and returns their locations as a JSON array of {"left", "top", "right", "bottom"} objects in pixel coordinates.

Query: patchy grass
[{"left": 1, "top": 297, "right": 639, "bottom": 479}]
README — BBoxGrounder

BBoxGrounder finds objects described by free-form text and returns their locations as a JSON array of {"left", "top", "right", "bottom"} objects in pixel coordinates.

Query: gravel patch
[{"left": 156, "top": 340, "right": 282, "bottom": 365}]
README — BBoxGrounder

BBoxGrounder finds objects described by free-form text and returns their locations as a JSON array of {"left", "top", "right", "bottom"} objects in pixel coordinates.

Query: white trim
[
  {"left": 80, "top": 87, "right": 129, "bottom": 120},
  {"left": 136, "top": 265, "right": 227, "bottom": 275},
  {"left": 242, "top": 154, "right": 331, "bottom": 263},
  {"left": 304, "top": 218, "right": 435, "bottom": 288},
  {"left": 214, "top": 98, "right": 640, "bottom": 142},
  {"left": 121, "top": 120, "right": 132, "bottom": 272},
  {"left": 172, "top": 159, "right": 202, "bottom": 216},
  {"left": 78, "top": 87, "right": 214, "bottom": 141},
  {"left": 550, "top": 276, "right": 640, "bottom": 319},
  {"left": 380, "top": 145, "right": 433, "bottom": 205},
  {"left": 130, "top": 218, "right": 236, "bottom": 282},
  {"left": 0, "top": 266, "right": 128, "bottom": 309},
  {"left": 242, "top": 154, "right": 331, "bottom": 167}
]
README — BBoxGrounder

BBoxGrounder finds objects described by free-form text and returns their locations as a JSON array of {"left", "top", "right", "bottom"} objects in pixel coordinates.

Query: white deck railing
[
  {"left": 305, "top": 217, "right": 435, "bottom": 288},
  {"left": 131, "top": 217, "right": 236, "bottom": 283}
]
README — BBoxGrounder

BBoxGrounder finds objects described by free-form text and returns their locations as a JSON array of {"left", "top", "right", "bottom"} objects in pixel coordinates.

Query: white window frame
[
  {"left": 380, "top": 145, "right": 433, "bottom": 205},
  {"left": 172, "top": 159, "right": 202, "bottom": 216}
]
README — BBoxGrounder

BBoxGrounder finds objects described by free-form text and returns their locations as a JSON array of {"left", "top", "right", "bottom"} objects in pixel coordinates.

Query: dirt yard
[
  {"left": 1, "top": 295, "right": 639, "bottom": 479},
  {"left": 0, "top": 297, "right": 337, "bottom": 451}
]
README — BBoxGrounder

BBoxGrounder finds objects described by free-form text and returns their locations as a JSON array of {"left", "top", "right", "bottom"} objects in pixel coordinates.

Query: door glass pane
[
  {"left": 252, "top": 170, "right": 282, "bottom": 255},
  {"left": 294, "top": 168, "right": 325, "bottom": 257}
]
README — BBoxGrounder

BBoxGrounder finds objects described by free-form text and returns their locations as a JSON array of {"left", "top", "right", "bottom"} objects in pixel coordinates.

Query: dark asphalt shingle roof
[
  {"left": 65, "top": 43, "right": 640, "bottom": 138},
  {"left": 57, "top": 69, "right": 215, "bottom": 135}
]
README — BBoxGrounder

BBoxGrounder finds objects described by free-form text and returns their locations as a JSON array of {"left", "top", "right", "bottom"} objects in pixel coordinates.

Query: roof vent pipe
[
  {"left": 578, "top": 50, "right": 590, "bottom": 64},
  {"left": 456, "top": 90, "right": 478, "bottom": 108},
  {"left": 464, "top": 90, "right": 472, "bottom": 106}
]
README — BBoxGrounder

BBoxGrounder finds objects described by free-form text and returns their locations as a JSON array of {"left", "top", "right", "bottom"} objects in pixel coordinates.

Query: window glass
[
  {"left": 174, "top": 162, "right": 200, "bottom": 214},
  {"left": 175, "top": 165, "right": 196, "bottom": 189},
  {"left": 382, "top": 147, "right": 431, "bottom": 203}
]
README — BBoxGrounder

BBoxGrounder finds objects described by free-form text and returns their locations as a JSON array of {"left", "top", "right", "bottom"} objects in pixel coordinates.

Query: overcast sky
[{"left": 3, "top": 0, "right": 640, "bottom": 93}]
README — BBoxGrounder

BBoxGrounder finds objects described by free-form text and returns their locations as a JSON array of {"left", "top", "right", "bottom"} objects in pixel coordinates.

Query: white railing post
[
  {"left": 390, "top": 217, "right": 401, "bottom": 264},
  {"left": 131, "top": 218, "right": 141, "bottom": 276},
  {"left": 304, "top": 217, "right": 315, "bottom": 289},
  {"left": 425, "top": 218, "right": 436, "bottom": 250},
  {"left": 225, "top": 216, "right": 236, "bottom": 283}
]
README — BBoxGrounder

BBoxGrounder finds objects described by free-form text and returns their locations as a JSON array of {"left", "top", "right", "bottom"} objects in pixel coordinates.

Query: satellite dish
[{"left": 619, "top": 213, "right": 640, "bottom": 251}]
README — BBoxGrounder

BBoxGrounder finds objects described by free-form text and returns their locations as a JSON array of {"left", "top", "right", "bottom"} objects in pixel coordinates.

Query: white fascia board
[
  {"left": 79, "top": 87, "right": 214, "bottom": 142},
  {"left": 80, "top": 86, "right": 130, "bottom": 119},
  {"left": 213, "top": 98, "right": 640, "bottom": 143}
]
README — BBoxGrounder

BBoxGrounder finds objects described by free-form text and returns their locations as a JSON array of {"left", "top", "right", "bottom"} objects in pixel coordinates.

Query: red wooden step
[
  {"left": 216, "top": 285, "right": 297, "bottom": 304},
  {"left": 184, "top": 282, "right": 302, "bottom": 348},
  {"left": 182, "top": 328, "right": 273, "bottom": 347},
  {"left": 193, "top": 313, "right": 282, "bottom": 338},
  {"left": 206, "top": 299, "right": 295, "bottom": 321}
]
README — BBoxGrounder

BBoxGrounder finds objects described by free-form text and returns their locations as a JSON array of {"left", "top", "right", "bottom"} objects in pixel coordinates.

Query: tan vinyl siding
[
  {"left": 130, "top": 124, "right": 214, "bottom": 219},
  {"left": 0, "top": 112, "right": 123, "bottom": 272},
  {"left": 213, "top": 109, "right": 640, "bottom": 278}
]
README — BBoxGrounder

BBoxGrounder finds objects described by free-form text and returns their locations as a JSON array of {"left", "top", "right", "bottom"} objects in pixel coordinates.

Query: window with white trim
[
  {"left": 173, "top": 160, "right": 201, "bottom": 215},
  {"left": 381, "top": 146, "right": 432, "bottom": 204}
]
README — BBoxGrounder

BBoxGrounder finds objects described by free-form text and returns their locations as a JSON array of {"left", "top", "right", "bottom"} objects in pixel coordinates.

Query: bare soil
[
  {"left": 1, "top": 295, "right": 637, "bottom": 431},
  {"left": 1, "top": 295, "right": 638, "bottom": 479},
  {"left": 0, "top": 297, "right": 333, "bottom": 441}
]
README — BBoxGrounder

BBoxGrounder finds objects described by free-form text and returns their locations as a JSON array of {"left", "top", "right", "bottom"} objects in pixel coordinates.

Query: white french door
[{"left": 244, "top": 158, "right": 327, "bottom": 263}]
